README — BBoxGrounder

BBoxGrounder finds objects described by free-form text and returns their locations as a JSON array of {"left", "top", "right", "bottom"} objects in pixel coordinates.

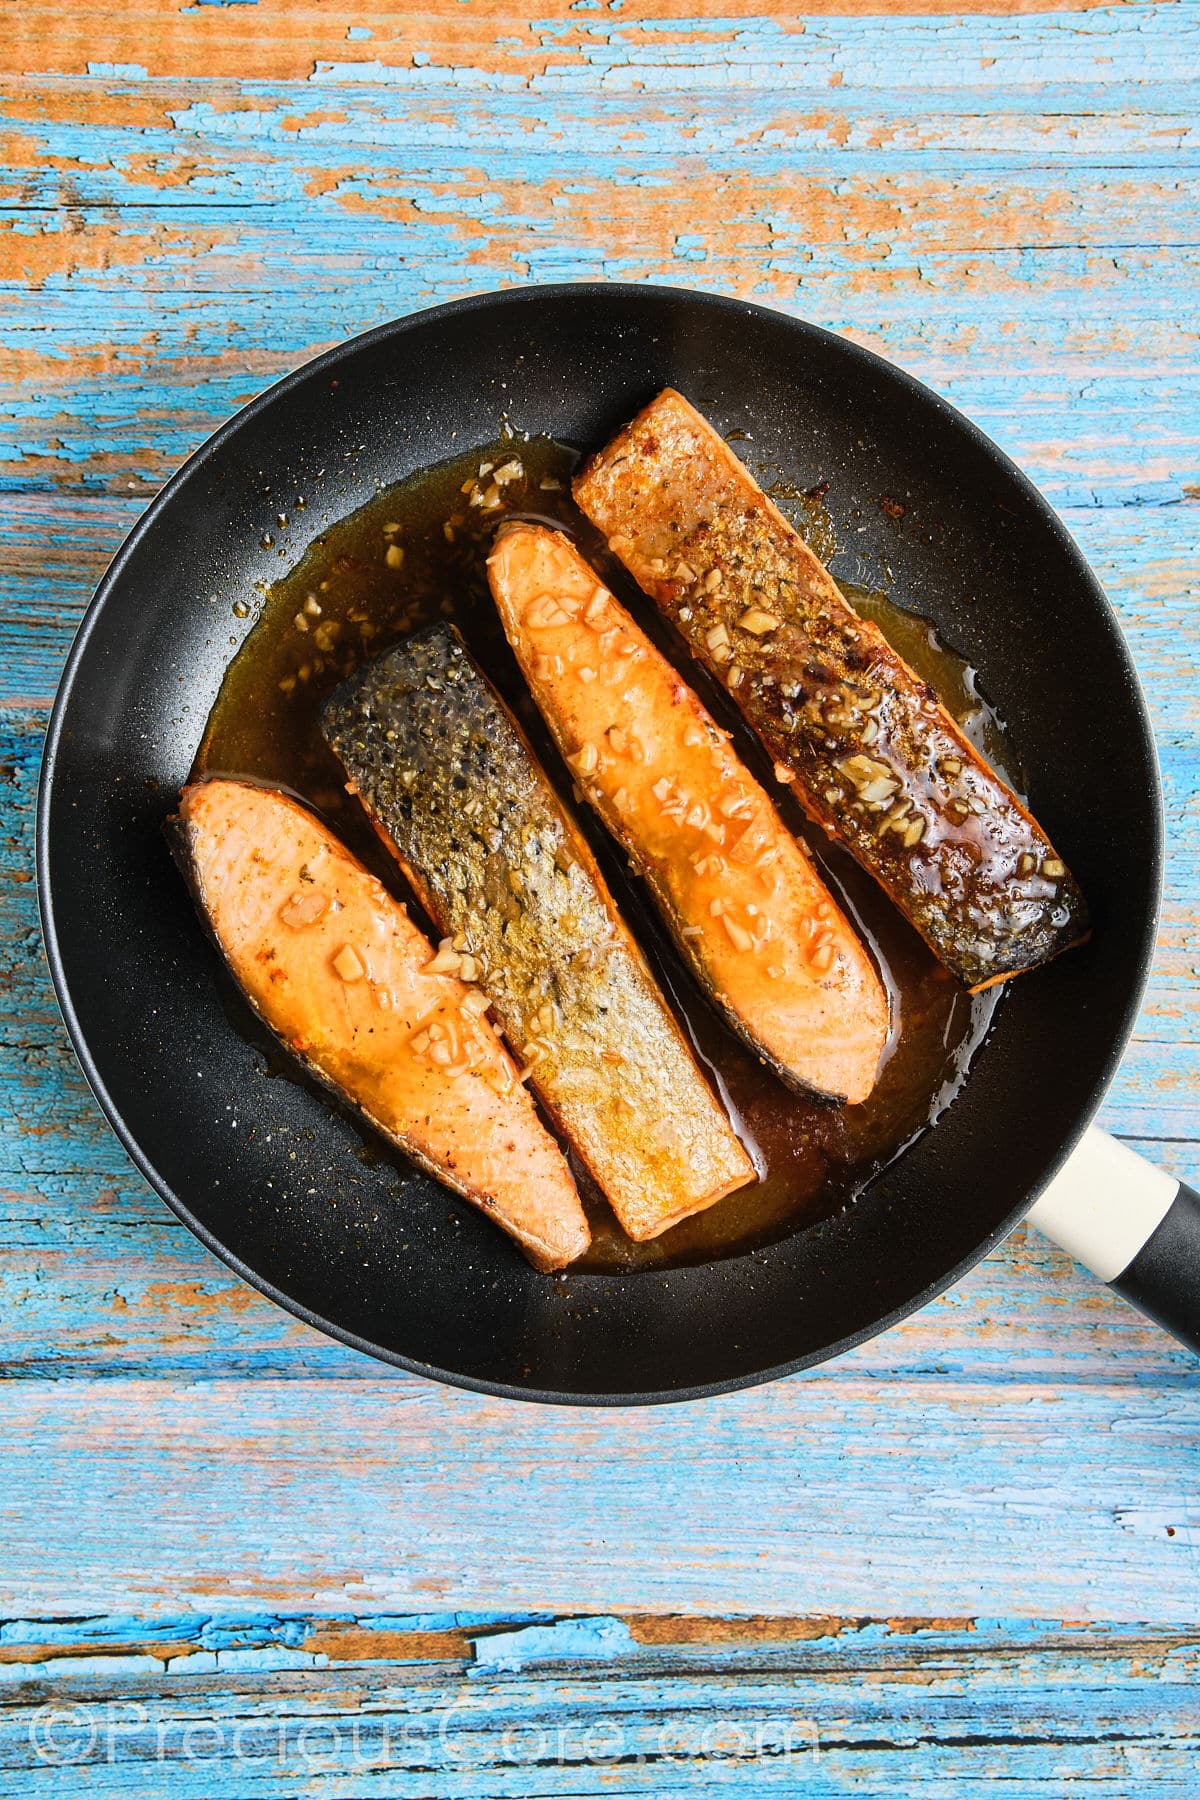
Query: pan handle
[{"left": 1027, "top": 1128, "right": 1200, "bottom": 1354}]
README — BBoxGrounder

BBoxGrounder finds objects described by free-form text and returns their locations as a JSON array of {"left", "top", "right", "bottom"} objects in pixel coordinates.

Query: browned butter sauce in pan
[{"left": 196, "top": 436, "right": 1007, "bottom": 1273}]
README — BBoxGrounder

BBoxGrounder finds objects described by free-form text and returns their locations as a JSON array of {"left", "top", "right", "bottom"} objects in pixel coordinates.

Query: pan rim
[{"left": 36, "top": 280, "right": 1164, "bottom": 1404}]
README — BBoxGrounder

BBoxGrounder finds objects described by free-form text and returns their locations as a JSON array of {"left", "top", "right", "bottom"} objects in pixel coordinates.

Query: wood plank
[
  {"left": 4, "top": 12, "right": 1197, "bottom": 511},
  {"left": 4, "top": 335, "right": 1197, "bottom": 509},
  {"left": 7, "top": 346, "right": 1197, "bottom": 506},
  {"left": 0, "top": 1376, "right": 1197, "bottom": 1620},
  {"left": 0, "top": 1614, "right": 1197, "bottom": 1797},
  {"left": 4, "top": 0, "right": 1184, "bottom": 88},
  {"left": 3, "top": 232, "right": 1197, "bottom": 504},
  {"left": 5, "top": 1192, "right": 1200, "bottom": 1380}
]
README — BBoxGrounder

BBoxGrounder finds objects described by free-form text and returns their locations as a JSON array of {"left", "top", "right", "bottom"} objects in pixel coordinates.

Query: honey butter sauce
[{"left": 195, "top": 435, "right": 1006, "bottom": 1273}]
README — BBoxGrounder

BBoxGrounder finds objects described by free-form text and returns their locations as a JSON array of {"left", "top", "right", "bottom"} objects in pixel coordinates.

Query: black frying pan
[{"left": 37, "top": 285, "right": 1199, "bottom": 1401}]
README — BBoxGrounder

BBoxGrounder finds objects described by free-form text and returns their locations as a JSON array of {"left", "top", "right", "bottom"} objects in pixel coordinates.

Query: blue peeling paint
[{"left": 470, "top": 1616, "right": 637, "bottom": 1672}]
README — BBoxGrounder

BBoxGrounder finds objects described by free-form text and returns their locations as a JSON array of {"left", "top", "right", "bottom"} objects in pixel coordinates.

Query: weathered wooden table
[{"left": 3, "top": 2, "right": 1198, "bottom": 1791}]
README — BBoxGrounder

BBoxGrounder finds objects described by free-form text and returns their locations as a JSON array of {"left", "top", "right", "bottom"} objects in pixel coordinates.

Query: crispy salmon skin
[
  {"left": 322, "top": 626, "right": 755, "bottom": 1241},
  {"left": 173, "top": 778, "right": 589, "bottom": 1271},
  {"left": 487, "top": 523, "right": 889, "bottom": 1104},
  {"left": 575, "top": 389, "right": 1089, "bottom": 992}
]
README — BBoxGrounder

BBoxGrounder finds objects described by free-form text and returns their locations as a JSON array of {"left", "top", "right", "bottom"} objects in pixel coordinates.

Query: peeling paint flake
[
  {"left": 470, "top": 1615, "right": 636, "bottom": 1672},
  {"left": 84, "top": 62, "right": 148, "bottom": 79}
]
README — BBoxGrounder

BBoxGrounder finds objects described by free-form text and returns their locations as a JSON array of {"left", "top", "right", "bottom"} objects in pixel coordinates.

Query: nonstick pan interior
[{"left": 38, "top": 285, "right": 1160, "bottom": 1401}]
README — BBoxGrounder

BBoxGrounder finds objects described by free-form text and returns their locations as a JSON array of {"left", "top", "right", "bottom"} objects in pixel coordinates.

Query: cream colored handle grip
[{"left": 1028, "top": 1128, "right": 1200, "bottom": 1354}]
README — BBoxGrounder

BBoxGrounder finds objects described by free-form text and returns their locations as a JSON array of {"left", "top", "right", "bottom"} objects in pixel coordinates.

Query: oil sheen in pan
[{"left": 195, "top": 434, "right": 1008, "bottom": 1274}]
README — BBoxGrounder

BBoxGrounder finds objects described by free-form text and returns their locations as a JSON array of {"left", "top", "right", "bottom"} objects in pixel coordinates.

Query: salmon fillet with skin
[
  {"left": 173, "top": 778, "right": 590, "bottom": 1271},
  {"left": 575, "top": 389, "right": 1089, "bottom": 993},
  {"left": 487, "top": 523, "right": 889, "bottom": 1105},
  {"left": 322, "top": 626, "right": 756, "bottom": 1241}
]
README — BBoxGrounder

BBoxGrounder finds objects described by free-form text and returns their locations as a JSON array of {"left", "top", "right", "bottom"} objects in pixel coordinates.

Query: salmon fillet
[
  {"left": 487, "top": 523, "right": 889, "bottom": 1104},
  {"left": 322, "top": 626, "right": 756, "bottom": 1241},
  {"left": 173, "top": 778, "right": 589, "bottom": 1271},
  {"left": 575, "top": 389, "right": 1089, "bottom": 992}
]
